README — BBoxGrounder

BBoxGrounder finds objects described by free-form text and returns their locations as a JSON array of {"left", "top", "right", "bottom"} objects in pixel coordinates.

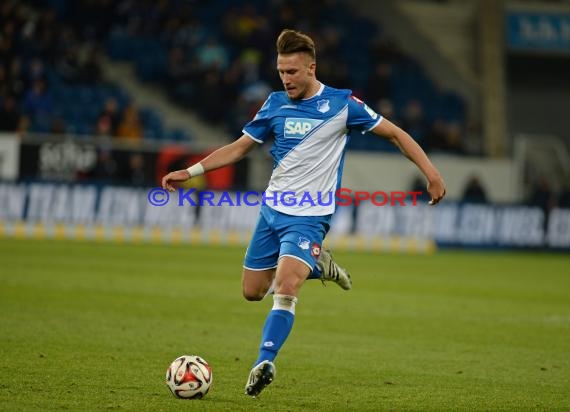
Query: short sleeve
[
  {"left": 346, "top": 95, "right": 383, "bottom": 134},
  {"left": 242, "top": 94, "right": 273, "bottom": 143}
]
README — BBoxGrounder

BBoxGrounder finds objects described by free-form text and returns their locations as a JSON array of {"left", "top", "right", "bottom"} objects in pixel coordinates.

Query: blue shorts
[{"left": 243, "top": 205, "right": 332, "bottom": 271}]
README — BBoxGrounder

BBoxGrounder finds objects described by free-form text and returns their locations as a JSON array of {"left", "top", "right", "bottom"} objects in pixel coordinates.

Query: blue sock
[
  {"left": 254, "top": 294, "right": 297, "bottom": 366},
  {"left": 307, "top": 264, "right": 322, "bottom": 280}
]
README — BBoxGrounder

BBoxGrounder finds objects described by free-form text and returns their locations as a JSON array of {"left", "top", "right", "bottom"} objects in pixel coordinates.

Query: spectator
[
  {"left": 0, "top": 66, "right": 8, "bottom": 97},
  {"left": 410, "top": 175, "right": 431, "bottom": 202},
  {"left": 56, "top": 46, "right": 83, "bottom": 83},
  {"left": 56, "top": 43, "right": 102, "bottom": 84},
  {"left": 93, "top": 148, "right": 117, "bottom": 184},
  {"left": 196, "top": 37, "right": 229, "bottom": 70},
  {"left": 164, "top": 46, "right": 199, "bottom": 105},
  {"left": 0, "top": 19, "right": 16, "bottom": 63},
  {"left": 78, "top": 45, "right": 103, "bottom": 84},
  {"left": 557, "top": 180, "right": 570, "bottom": 208},
  {"left": 122, "top": 152, "right": 147, "bottom": 186},
  {"left": 462, "top": 118, "right": 484, "bottom": 156},
  {"left": 366, "top": 62, "right": 392, "bottom": 103},
  {"left": 50, "top": 117, "right": 67, "bottom": 134},
  {"left": 241, "top": 81, "right": 271, "bottom": 105},
  {"left": 425, "top": 119, "right": 464, "bottom": 154},
  {"left": 371, "top": 36, "right": 403, "bottom": 65},
  {"left": 34, "top": 9, "right": 59, "bottom": 59},
  {"left": 445, "top": 122, "right": 464, "bottom": 155},
  {"left": 22, "top": 78, "right": 53, "bottom": 123},
  {"left": 26, "top": 59, "right": 47, "bottom": 86},
  {"left": 7, "top": 58, "right": 26, "bottom": 99},
  {"left": 401, "top": 99, "right": 427, "bottom": 143},
  {"left": 462, "top": 175, "right": 488, "bottom": 204},
  {"left": 0, "top": 0, "right": 471, "bottom": 155},
  {"left": 424, "top": 119, "right": 448, "bottom": 152},
  {"left": 116, "top": 104, "right": 143, "bottom": 140},
  {"left": 0, "top": 95, "right": 22, "bottom": 132},
  {"left": 375, "top": 98, "right": 398, "bottom": 125},
  {"left": 274, "top": 3, "right": 296, "bottom": 29},
  {"left": 317, "top": 58, "right": 350, "bottom": 90},
  {"left": 239, "top": 48, "right": 263, "bottom": 86},
  {"left": 196, "top": 68, "right": 228, "bottom": 125},
  {"left": 96, "top": 97, "right": 120, "bottom": 136},
  {"left": 227, "top": 95, "right": 250, "bottom": 137},
  {"left": 528, "top": 176, "right": 556, "bottom": 214},
  {"left": 226, "top": 4, "right": 265, "bottom": 47}
]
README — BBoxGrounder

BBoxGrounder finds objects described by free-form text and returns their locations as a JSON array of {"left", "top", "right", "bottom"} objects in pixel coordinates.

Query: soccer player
[{"left": 161, "top": 29, "right": 446, "bottom": 397}]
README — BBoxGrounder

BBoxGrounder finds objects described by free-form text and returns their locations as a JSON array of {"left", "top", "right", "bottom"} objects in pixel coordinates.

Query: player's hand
[
  {"left": 161, "top": 170, "right": 191, "bottom": 192},
  {"left": 427, "top": 177, "right": 446, "bottom": 205}
]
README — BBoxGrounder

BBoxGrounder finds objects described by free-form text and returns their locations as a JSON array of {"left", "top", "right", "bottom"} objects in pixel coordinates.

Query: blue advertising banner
[
  {"left": 506, "top": 11, "right": 570, "bottom": 53},
  {"left": 1, "top": 183, "right": 569, "bottom": 250}
]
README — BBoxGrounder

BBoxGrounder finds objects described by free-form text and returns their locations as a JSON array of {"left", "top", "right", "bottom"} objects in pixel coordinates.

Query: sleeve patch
[
  {"left": 363, "top": 103, "right": 378, "bottom": 119},
  {"left": 350, "top": 95, "right": 364, "bottom": 104}
]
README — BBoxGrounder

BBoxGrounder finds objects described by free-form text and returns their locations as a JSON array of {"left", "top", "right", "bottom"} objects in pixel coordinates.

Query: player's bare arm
[
  {"left": 371, "top": 119, "right": 446, "bottom": 205},
  {"left": 161, "top": 135, "right": 258, "bottom": 192}
]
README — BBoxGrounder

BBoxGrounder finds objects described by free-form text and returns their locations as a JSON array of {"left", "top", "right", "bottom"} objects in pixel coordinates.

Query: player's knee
[
  {"left": 242, "top": 285, "right": 265, "bottom": 301},
  {"left": 274, "top": 278, "right": 303, "bottom": 296}
]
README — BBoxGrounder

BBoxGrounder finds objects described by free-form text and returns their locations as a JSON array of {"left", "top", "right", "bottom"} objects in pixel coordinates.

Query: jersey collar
[{"left": 302, "top": 82, "right": 324, "bottom": 100}]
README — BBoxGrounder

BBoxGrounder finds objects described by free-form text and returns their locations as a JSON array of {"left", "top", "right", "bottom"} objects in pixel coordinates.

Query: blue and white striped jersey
[{"left": 243, "top": 83, "right": 382, "bottom": 216}]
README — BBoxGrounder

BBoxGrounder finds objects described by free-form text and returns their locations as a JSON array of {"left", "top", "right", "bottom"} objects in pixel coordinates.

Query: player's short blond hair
[{"left": 276, "top": 29, "right": 316, "bottom": 61}]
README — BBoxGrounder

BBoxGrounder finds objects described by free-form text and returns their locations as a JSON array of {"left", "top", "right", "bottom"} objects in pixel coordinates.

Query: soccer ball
[{"left": 165, "top": 355, "right": 213, "bottom": 399}]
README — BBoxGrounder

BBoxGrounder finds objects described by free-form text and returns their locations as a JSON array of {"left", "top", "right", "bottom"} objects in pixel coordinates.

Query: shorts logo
[
  {"left": 263, "top": 341, "right": 274, "bottom": 347},
  {"left": 317, "top": 99, "right": 330, "bottom": 113},
  {"left": 298, "top": 236, "right": 310, "bottom": 250},
  {"left": 284, "top": 118, "right": 323, "bottom": 139},
  {"left": 311, "top": 243, "right": 321, "bottom": 258}
]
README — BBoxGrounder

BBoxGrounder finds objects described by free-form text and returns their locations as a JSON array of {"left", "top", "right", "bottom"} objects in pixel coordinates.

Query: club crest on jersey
[
  {"left": 284, "top": 118, "right": 323, "bottom": 139},
  {"left": 317, "top": 99, "right": 330, "bottom": 113}
]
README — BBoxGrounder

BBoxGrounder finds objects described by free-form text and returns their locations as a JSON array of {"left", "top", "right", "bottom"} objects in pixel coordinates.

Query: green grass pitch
[{"left": 1, "top": 238, "right": 569, "bottom": 411}]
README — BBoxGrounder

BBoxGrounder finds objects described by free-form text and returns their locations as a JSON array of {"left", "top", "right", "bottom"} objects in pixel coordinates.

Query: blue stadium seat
[
  {"left": 77, "top": 86, "right": 95, "bottom": 105},
  {"left": 30, "top": 115, "right": 52, "bottom": 133},
  {"left": 143, "top": 127, "right": 160, "bottom": 140},
  {"left": 166, "top": 128, "right": 192, "bottom": 142},
  {"left": 106, "top": 28, "right": 131, "bottom": 60}
]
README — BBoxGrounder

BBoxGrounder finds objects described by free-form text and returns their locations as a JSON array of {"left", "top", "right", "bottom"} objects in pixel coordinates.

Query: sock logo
[{"left": 263, "top": 341, "right": 274, "bottom": 348}]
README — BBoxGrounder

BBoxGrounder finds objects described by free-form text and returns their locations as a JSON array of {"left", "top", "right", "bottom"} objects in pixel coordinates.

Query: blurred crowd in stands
[
  {"left": 408, "top": 173, "right": 570, "bottom": 210},
  {"left": 0, "top": 0, "right": 189, "bottom": 142},
  {"left": 458, "top": 174, "right": 570, "bottom": 211},
  {"left": 3, "top": 0, "right": 569, "bottom": 206},
  {"left": 526, "top": 176, "right": 570, "bottom": 213},
  {"left": 1, "top": 0, "right": 477, "bottom": 154}
]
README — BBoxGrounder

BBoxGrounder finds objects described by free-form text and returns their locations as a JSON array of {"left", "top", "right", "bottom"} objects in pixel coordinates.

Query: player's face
[{"left": 277, "top": 53, "right": 316, "bottom": 100}]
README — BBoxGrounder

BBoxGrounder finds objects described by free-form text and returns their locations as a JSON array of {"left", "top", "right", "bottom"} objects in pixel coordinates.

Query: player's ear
[{"left": 308, "top": 61, "right": 316, "bottom": 76}]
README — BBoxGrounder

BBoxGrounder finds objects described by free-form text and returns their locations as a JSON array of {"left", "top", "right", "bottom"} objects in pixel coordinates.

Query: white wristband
[{"left": 186, "top": 163, "right": 205, "bottom": 177}]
